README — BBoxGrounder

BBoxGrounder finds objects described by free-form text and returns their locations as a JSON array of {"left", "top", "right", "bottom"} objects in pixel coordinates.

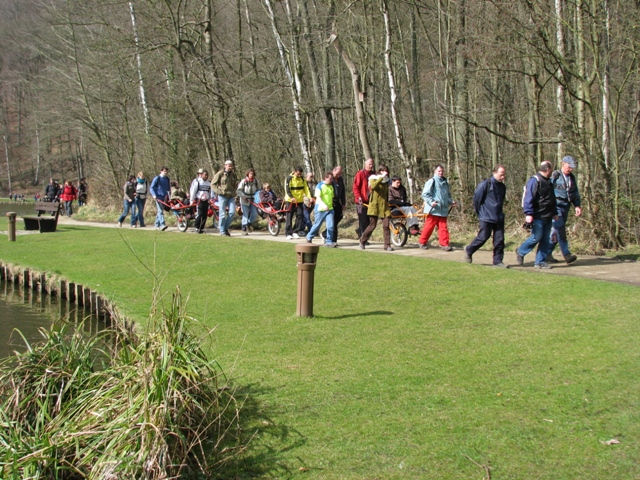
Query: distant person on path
[
  {"left": 306, "top": 171, "right": 336, "bottom": 247},
  {"left": 547, "top": 156, "right": 582, "bottom": 265},
  {"left": 464, "top": 165, "right": 508, "bottom": 268},
  {"left": 359, "top": 165, "right": 393, "bottom": 251},
  {"left": 237, "top": 168, "right": 260, "bottom": 235},
  {"left": 418, "top": 165, "right": 456, "bottom": 251},
  {"left": 150, "top": 166, "right": 171, "bottom": 231},
  {"left": 44, "top": 178, "right": 59, "bottom": 202},
  {"left": 284, "top": 166, "right": 311, "bottom": 240},
  {"left": 322, "top": 165, "right": 346, "bottom": 245},
  {"left": 60, "top": 180, "right": 78, "bottom": 217},
  {"left": 212, "top": 160, "right": 238, "bottom": 236},
  {"left": 77, "top": 178, "right": 88, "bottom": 207},
  {"left": 516, "top": 161, "right": 558, "bottom": 269},
  {"left": 353, "top": 158, "right": 375, "bottom": 240},
  {"left": 132, "top": 172, "right": 148, "bottom": 227},
  {"left": 117, "top": 175, "right": 137, "bottom": 228},
  {"left": 189, "top": 169, "right": 212, "bottom": 234}
]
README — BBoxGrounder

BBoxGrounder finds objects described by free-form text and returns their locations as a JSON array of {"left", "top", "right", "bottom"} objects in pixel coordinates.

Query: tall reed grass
[{"left": 0, "top": 288, "right": 242, "bottom": 479}]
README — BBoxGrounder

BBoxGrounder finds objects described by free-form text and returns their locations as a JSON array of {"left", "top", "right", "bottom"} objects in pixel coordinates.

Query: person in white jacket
[{"left": 189, "top": 170, "right": 212, "bottom": 234}]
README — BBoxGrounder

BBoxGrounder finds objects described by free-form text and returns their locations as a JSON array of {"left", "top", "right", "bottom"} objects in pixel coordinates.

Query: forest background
[{"left": 1, "top": 0, "right": 639, "bottom": 249}]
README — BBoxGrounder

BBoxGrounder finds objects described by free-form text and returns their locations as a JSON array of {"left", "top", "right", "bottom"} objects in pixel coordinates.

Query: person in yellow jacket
[
  {"left": 359, "top": 164, "right": 393, "bottom": 251},
  {"left": 284, "top": 166, "right": 311, "bottom": 239}
]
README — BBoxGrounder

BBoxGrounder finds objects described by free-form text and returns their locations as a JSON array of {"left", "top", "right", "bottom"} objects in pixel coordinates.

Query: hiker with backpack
[
  {"left": 547, "top": 156, "right": 582, "bottom": 265},
  {"left": 515, "top": 161, "right": 558, "bottom": 269},
  {"left": 464, "top": 165, "right": 508, "bottom": 268},
  {"left": 418, "top": 165, "right": 456, "bottom": 251}
]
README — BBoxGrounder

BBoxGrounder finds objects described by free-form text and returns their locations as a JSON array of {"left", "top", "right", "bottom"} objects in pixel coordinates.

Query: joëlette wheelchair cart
[
  {"left": 388, "top": 204, "right": 427, "bottom": 247},
  {"left": 252, "top": 199, "right": 296, "bottom": 236}
]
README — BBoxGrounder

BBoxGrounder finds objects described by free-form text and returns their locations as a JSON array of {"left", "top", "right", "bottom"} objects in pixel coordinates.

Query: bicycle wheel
[
  {"left": 177, "top": 215, "right": 188, "bottom": 232},
  {"left": 268, "top": 216, "right": 280, "bottom": 236},
  {"left": 390, "top": 220, "right": 408, "bottom": 247}
]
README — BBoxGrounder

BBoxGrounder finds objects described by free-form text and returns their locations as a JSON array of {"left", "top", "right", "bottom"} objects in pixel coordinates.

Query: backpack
[{"left": 521, "top": 174, "right": 542, "bottom": 208}]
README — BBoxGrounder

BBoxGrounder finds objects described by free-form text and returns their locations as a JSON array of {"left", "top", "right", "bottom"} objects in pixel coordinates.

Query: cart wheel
[
  {"left": 177, "top": 216, "right": 188, "bottom": 232},
  {"left": 320, "top": 230, "right": 326, "bottom": 240},
  {"left": 390, "top": 220, "right": 408, "bottom": 247},
  {"left": 268, "top": 217, "right": 280, "bottom": 236}
]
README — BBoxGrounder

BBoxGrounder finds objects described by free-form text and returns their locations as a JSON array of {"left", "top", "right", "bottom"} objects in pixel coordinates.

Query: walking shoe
[
  {"left": 535, "top": 262, "right": 551, "bottom": 269},
  {"left": 515, "top": 252, "right": 524, "bottom": 266},
  {"left": 242, "top": 227, "right": 248, "bottom": 236},
  {"left": 420, "top": 243, "right": 428, "bottom": 250},
  {"left": 464, "top": 247, "right": 472, "bottom": 263},
  {"left": 131, "top": 224, "right": 137, "bottom": 228},
  {"left": 161, "top": 225, "right": 168, "bottom": 231},
  {"left": 359, "top": 242, "right": 365, "bottom": 250},
  {"left": 493, "top": 262, "right": 509, "bottom": 269},
  {"left": 441, "top": 245, "right": 453, "bottom": 251},
  {"left": 223, "top": 231, "right": 231, "bottom": 236},
  {"left": 385, "top": 247, "right": 394, "bottom": 252},
  {"left": 325, "top": 243, "right": 337, "bottom": 248},
  {"left": 564, "top": 254, "right": 577, "bottom": 264},
  {"left": 306, "top": 237, "right": 312, "bottom": 243},
  {"left": 117, "top": 221, "right": 122, "bottom": 227},
  {"left": 545, "top": 254, "right": 559, "bottom": 264},
  {"left": 292, "top": 233, "right": 300, "bottom": 239},
  {"left": 286, "top": 235, "right": 293, "bottom": 240}
]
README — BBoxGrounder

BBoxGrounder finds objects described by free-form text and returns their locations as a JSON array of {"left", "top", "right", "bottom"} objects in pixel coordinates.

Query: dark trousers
[
  {"left": 285, "top": 202, "right": 304, "bottom": 235},
  {"left": 466, "top": 221, "right": 505, "bottom": 264},
  {"left": 323, "top": 203, "right": 343, "bottom": 243},
  {"left": 356, "top": 204, "right": 369, "bottom": 238},
  {"left": 360, "top": 216, "right": 391, "bottom": 248},
  {"left": 195, "top": 199, "right": 208, "bottom": 232}
]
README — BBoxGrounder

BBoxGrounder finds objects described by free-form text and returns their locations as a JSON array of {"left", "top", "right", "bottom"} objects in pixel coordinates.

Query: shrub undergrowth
[{"left": 0, "top": 288, "right": 242, "bottom": 479}]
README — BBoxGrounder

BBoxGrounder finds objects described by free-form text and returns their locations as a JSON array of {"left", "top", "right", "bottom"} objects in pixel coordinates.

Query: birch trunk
[{"left": 262, "top": 0, "right": 312, "bottom": 172}]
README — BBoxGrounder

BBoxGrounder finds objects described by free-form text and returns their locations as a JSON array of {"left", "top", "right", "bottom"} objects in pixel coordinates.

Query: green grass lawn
[{"left": 1, "top": 223, "right": 639, "bottom": 479}]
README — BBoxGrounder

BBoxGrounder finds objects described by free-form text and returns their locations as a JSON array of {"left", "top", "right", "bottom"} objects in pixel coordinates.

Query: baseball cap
[
  {"left": 197, "top": 168, "right": 204, "bottom": 174},
  {"left": 562, "top": 155, "right": 577, "bottom": 168}
]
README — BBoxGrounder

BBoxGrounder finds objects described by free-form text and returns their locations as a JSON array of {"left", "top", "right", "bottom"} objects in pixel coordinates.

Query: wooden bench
[{"left": 22, "top": 201, "right": 62, "bottom": 233}]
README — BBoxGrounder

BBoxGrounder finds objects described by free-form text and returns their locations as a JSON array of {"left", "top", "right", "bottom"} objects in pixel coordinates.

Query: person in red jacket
[
  {"left": 60, "top": 179, "right": 78, "bottom": 217},
  {"left": 352, "top": 158, "right": 375, "bottom": 240}
]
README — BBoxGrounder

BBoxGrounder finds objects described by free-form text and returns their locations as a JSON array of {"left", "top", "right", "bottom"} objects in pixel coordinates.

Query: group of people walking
[
  {"left": 464, "top": 156, "right": 581, "bottom": 269},
  {"left": 43, "top": 177, "right": 88, "bottom": 217},
  {"left": 114, "top": 155, "right": 582, "bottom": 268}
]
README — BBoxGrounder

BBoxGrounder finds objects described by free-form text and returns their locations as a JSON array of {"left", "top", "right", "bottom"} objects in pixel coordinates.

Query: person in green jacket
[
  {"left": 359, "top": 165, "right": 393, "bottom": 251},
  {"left": 306, "top": 172, "right": 336, "bottom": 247},
  {"left": 212, "top": 160, "right": 238, "bottom": 236}
]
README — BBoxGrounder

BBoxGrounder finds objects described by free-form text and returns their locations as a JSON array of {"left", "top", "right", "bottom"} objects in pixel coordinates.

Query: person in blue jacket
[
  {"left": 464, "top": 165, "right": 508, "bottom": 267},
  {"left": 547, "top": 155, "right": 582, "bottom": 264},
  {"left": 516, "top": 161, "right": 557, "bottom": 269},
  {"left": 149, "top": 166, "right": 171, "bottom": 231}
]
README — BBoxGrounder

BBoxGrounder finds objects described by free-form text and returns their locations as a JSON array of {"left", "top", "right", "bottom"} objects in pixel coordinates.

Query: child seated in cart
[
  {"left": 389, "top": 176, "right": 420, "bottom": 235},
  {"left": 258, "top": 183, "right": 282, "bottom": 212}
]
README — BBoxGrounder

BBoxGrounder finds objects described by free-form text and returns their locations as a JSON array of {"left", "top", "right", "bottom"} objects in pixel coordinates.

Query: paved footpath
[{"left": 54, "top": 217, "right": 640, "bottom": 287}]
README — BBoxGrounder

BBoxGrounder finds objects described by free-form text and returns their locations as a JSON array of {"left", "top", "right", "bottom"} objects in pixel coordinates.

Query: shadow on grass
[
  {"left": 315, "top": 310, "right": 394, "bottom": 320},
  {"left": 220, "top": 382, "right": 310, "bottom": 478}
]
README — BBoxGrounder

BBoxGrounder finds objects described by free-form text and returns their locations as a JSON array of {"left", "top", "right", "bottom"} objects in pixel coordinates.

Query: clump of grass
[{"left": 0, "top": 288, "right": 242, "bottom": 479}]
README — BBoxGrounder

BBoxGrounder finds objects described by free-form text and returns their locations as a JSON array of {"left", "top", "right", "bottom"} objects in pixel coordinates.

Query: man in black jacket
[
  {"left": 464, "top": 165, "right": 508, "bottom": 268},
  {"left": 516, "top": 161, "right": 558, "bottom": 269}
]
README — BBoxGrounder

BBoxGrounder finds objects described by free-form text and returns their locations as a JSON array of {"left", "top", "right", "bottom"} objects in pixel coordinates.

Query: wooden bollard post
[
  {"left": 23, "top": 270, "right": 30, "bottom": 289},
  {"left": 68, "top": 282, "right": 76, "bottom": 303},
  {"left": 83, "top": 288, "right": 91, "bottom": 309}
]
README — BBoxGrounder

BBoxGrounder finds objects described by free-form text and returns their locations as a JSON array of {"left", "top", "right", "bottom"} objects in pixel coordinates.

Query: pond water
[
  {"left": 0, "top": 202, "right": 34, "bottom": 217},
  {"left": 0, "top": 280, "right": 105, "bottom": 358}
]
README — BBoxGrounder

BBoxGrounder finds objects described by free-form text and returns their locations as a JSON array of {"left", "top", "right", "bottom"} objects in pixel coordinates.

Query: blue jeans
[
  {"left": 517, "top": 218, "right": 553, "bottom": 265},
  {"left": 154, "top": 199, "right": 166, "bottom": 227},
  {"left": 241, "top": 203, "right": 258, "bottom": 227},
  {"left": 133, "top": 197, "right": 146, "bottom": 226},
  {"left": 118, "top": 199, "right": 135, "bottom": 225},
  {"left": 306, "top": 209, "right": 334, "bottom": 244},
  {"left": 550, "top": 205, "right": 570, "bottom": 256},
  {"left": 217, "top": 195, "right": 236, "bottom": 234},
  {"left": 64, "top": 200, "right": 73, "bottom": 217}
]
